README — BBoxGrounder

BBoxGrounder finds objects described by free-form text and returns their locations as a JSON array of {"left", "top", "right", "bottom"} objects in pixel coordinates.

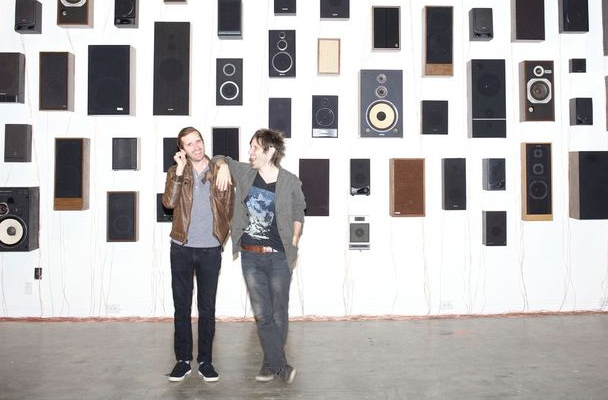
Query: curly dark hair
[{"left": 250, "top": 128, "right": 285, "bottom": 166}]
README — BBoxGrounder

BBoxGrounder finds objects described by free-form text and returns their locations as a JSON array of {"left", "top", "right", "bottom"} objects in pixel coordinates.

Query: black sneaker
[
  {"left": 198, "top": 362, "right": 220, "bottom": 382},
  {"left": 277, "top": 364, "right": 296, "bottom": 384},
  {"left": 255, "top": 364, "right": 275, "bottom": 382},
  {"left": 168, "top": 361, "right": 191, "bottom": 382}
]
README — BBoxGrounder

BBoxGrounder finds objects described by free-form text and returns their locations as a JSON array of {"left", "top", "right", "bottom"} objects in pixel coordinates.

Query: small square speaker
[
  {"left": 569, "top": 98, "right": 593, "bottom": 125},
  {"left": 4, "top": 124, "right": 32, "bottom": 162},
  {"left": 112, "top": 137, "right": 139, "bottom": 170},
  {"left": 569, "top": 58, "right": 586, "bottom": 73}
]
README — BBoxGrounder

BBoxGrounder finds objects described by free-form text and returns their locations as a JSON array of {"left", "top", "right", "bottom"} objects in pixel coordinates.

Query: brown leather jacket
[{"left": 162, "top": 156, "right": 234, "bottom": 246}]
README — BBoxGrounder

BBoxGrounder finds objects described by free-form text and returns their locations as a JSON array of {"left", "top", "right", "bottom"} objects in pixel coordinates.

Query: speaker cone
[
  {"left": 529, "top": 180, "right": 548, "bottom": 200},
  {"left": 271, "top": 52, "right": 293, "bottom": 74},
  {"left": 0, "top": 217, "right": 26, "bottom": 247},
  {"left": 219, "top": 81, "right": 239, "bottom": 101},
  {"left": 366, "top": 101, "right": 397, "bottom": 132},
  {"left": 527, "top": 78, "right": 551, "bottom": 104}
]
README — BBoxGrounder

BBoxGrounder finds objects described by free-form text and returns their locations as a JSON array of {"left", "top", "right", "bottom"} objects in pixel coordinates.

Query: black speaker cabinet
[
  {"left": 321, "top": 0, "right": 349, "bottom": 19},
  {"left": 216, "top": 58, "right": 243, "bottom": 106},
  {"left": 275, "top": 0, "right": 295, "bottom": 14},
  {"left": 269, "top": 98, "right": 291, "bottom": 138},
  {"left": 520, "top": 60, "right": 554, "bottom": 122},
  {"left": 156, "top": 193, "right": 173, "bottom": 222},
  {"left": 15, "top": 0, "right": 42, "bottom": 34},
  {"left": 269, "top": 30, "right": 296, "bottom": 78},
  {"left": 54, "top": 138, "right": 90, "bottom": 210},
  {"left": 373, "top": 6, "right": 400, "bottom": 49},
  {"left": 424, "top": 6, "right": 453, "bottom": 76},
  {"left": 57, "top": 0, "right": 93, "bottom": 27},
  {"left": 570, "top": 98, "right": 593, "bottom": 125},
  {"left": 569, "top": 151, "right": 608, "bottom": 220},
  {"left": 88, "top": 45, "right": 132, "bottom": 115},
  {"left": 469, "top": 59, "right": 506, "bottom": 138},
  {"left": 299, "top": 159, "right": 330, "bottom": 217},
  {"left": 512, "top": 0, "right": 545, "bottom": 41},
  {"left": 212, "top": 127, "right": 239, "bottom": 161},
  {"left": 0, "top": 53, "right": 25, "bottom": 103},
  {"left": 4, "top": 124, "right": 32, "bottom": 162},
  {"left": 312, "top": 95, "right": 338, "bottom": 138},
  {"left": 153, "top": 22, "right": 190, "bottom": 115},
  {"left": 115, "top": 0, "right": 137, "bottom": 28},
  {"left": 218, "top": 0, "right": 242, "bottom": 38},
  {"left": 442, "top": 158, "right": 466, "bottom": 210},
  {"left": 40, "top": 52, "right": 74, "bottom": 111},
  {"left": 107, "top": 191, "right": 138, "bottom": 242},
  {"left": 482, "top": 211, "right": 506, "bottom": 246},
  {"left": 569, "top": 58, "right": 586, "bottom": 73},
  {"left": 522, "top": 143, "right": 552, "bottom": 221},
  {"left": 350, "top": 158, "right": 370, "bottom": 196},
  {"left": 421, "top": 100, "right": 448, "bottom": 135},
  {"left": 469, "top": 8, "right": 493, "bottom": 41},
  {"left": 482, "top": 158, "right": 505, "bottom": 191},
  {"left": 360, "top": 69, "right": 403, "bottom": 138},
  {"left": 112, "top": 138, "right": 139, "bottom": 170},
  {"left": 559, "top": 0, "right": 589, "bottom": 32},
  {"left": 0, "top": 187, "right": 39, "bottom": 252},
  {"left": 349, "top": 215, "right": 369, "bottom": 250},
  {"left": 390, "top": 158, "right": 425, "bottom": 217},
  {"left": 163, "top": 137, "right": 178, "bottom": 172}
]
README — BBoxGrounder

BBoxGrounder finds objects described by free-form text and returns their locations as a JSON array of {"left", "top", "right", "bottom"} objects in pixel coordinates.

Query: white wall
[{"left": 1, "top": 0, "right": 608, "bottom": 318}]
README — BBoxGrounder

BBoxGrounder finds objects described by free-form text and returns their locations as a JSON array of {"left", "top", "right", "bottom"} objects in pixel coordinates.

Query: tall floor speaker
[
  {"left": 212, "top": 127, "right": 239, "bottom": 161},
  {"left": 107, "top": 191, "right": 138, "bottom": 242},
  {"left": 442, "top": 158, "right": 466, "bottom": 210},
  {"left": 40, "top": 52, "right": 74, "bottom": 111},
  {"left": 269, "top": 30, "right": 296, "bottom": 77},
  {"left": 0, "top": 53, "right": 25, "bottom": 103},
  {"left": 569, "top": 151, "right": 608, "bottom": 219},
  {"left": 522, "top": 143, "right": 552, "bottom": 221},
  {"left": 360, "top": 69, "right": 402, "bottom": 138},
  {"left": 482, "top": 211, "right": 506, "bottom": 246},
  {"left": 512, "top": 0, "right": 545, "bottom": 41},
  {"left": 4, "top": 124, "right": 32, "bottom": 162},
  {"left": 15, "top": 0, "right": 42, "bottom": 34},
  {"left": 54, "top": 138, "right": 90, "bottom": 210},
  {"left": 153, "top": 22, "right": 190, "bottom": 115},
  {"left": 390, "top": 158, "right": 424, "bottom": 217},
  {"left": 559, "top": 0, "right": 589, "bottom": 32},
  {"left": 299, "top": 159, "right": 329, "bottom": 216},
  {"left": 269, "top": 98, "right": 291, "bottom": 138},
  {"left": 424, "top": 6, "right": 453, "bottom": 76},
  {"left": 350, "top": 158, "right": 370, "bottom": 196},
  {"left": 88, "top": 45, "right": 132, "bottom": 115},
  {"left": 57, "top": 0, "right": 93, "bottom": 27},
  {"left": 469, "top": 59, "right": 506, "bottom": 138},
  {"left": 0, "top": 187, "right": 39, "bottom": 252}
]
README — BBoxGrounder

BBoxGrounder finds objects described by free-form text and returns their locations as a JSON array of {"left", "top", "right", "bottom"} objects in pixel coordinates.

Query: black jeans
[{"left": 170, "top": 242, "right": 221, "bottom": 363}]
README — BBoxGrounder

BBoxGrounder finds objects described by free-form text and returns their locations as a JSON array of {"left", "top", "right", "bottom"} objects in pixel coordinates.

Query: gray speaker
[
  {"left": 349, "top": 216, "right": 369, "bottom": 250},
  {"left": 360, "top": 69, "right": 402, "bottom": 138}
]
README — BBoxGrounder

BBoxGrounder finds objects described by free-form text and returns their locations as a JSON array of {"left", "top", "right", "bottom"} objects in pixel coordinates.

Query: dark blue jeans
[
  {"left": 170, "top": 242, "right": 221, "bottom": 363},
  {"left": 241, "top": 250, "right": 292, "bottom": 373}
]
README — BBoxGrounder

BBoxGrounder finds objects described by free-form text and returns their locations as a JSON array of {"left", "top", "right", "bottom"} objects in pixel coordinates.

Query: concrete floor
[{"left": 1, "top": 313, "right": 607, "bottom": 399}]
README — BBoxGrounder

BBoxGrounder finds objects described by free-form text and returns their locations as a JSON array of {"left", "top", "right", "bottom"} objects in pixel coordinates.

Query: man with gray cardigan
[{"left": 215, "top": 128, "right": 306, "bottom": 384}]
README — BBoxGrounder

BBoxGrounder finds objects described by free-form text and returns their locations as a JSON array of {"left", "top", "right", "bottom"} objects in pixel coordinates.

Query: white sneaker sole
[
  {"left": 168, "top": 369, "right": 191, "bottom": 382},
  {"left": 198, "top": 371, "right": 220, "bottom": 382},
  {"left": 255, "top": 374, "right": 275, "bottom": 382}
]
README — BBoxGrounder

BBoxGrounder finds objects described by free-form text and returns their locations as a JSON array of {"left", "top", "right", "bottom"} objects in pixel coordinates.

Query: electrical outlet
[
  {"left": 440, "top": 300, "right": 453, "bottom": 310},
  {"left": 106, "top": 304, "right": 121, "bottom": 314},
  {"left": 24, "top": 282, "right": 32, "bottom": 295}
]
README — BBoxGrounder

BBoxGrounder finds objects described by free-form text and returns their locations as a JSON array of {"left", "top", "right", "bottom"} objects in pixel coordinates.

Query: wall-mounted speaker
[
  {"left": 521, "top": 60, "right": 554, "bottom": 122},
  {"left": 0, "top": 187, "right": 39, "bottom": 252},
  {"left": 569, "top": 58, "right": 586, "bottom": 73},
  {"left": 469, "top": 8, "right": 493, "bottom": 41},
  {"left": 218, "top": 0, "right": 242, "bottom": 38},
  {"left": 390, "top": 158, "right": 424, "bottom": 217},
  {"left": 156, "top": 193, "right": 173, "bottom": 222},
  {"left": 269, "top": 98, "right": 291, "bottom": 138},
  {"left": 112, "top": 138, "right": 139, "bottom": 170},
  {"left": 569, "top": 151, "right": 608, "bottom": 220},
  {"left": 559, "top": 0, "right": 589, "bottom": 32},
  {"left": 349, "top": 215, "right": 369, "bottom": 250},
  {"left": 107, "top": 191, "right": 138, "bottom": 242},
  {"left": 512, "top": 0, "right": 545, "bottom": 41},
  {"left": 115, "top": 0, "right": 137, "bottom": 28},
  {"left": 604, "top": 0, "right": 608, "bottom": 56},
  {"left": 299, "top": 159, "right": 329, "bottom": 216},
  {"left": 442, "top": 158, "right": 466, "bottom": 210},
  {"left": 216, "top": 58, "right": 243, "bottom": 106},
  {"left": 88, "top": 45, "right": 132, "bottom": 115},
  {"left": 421, "top": 100, "right": 448, "bottom": 135},
  {"left": 522, "top": 143, "right": 552, "bottom": 221},
  {"left": 163, "top": 137, "right": 178, "bottom": 172},
  {"left": 4, "top": 124, "right": 32, "bottom": 162},
  {"left": 0, "top": 53, "right": 25, "bottom": 103},
  {"left": 424, "top": 6, "right": 453, "bottom": 76},
  {"left": 373, "top": 6, "right": 400, "bottom": 49},
  {"left": 212, "top": 127, "right": 239, "bottom": 161},
  {"left": 153, "top": 22, "right": 190, "bottom": 115},
  {"left": 482, "top": 211, "right": 506, "bottom": 246},
  {"left": 269, "top": 30, "right": 296, "bottom": 77},
  {"left": 360, "top": 69, "right": 403, "bottom": 138},
  {"left": 350, "top": 158, "right": 370, "bottom": 196},
  {"left": 40, "top": 52, "right": 74, "bottom": 111},
  {"left": 54, "top": 138, "right": 90, "bottom": 210},
  {"left": 318, "top": 38, "right": 340, "bottom": 74},
  {"left": 469, "top": 59, "right": 506, "bottom": 138},
  {"left": 321, "top": 0, "right": 349, "bottom": 19},
  {"left": 274, "top": 0, "right": 295, "bottom": 14},
  {"left": 570, "top": 98, "right": 593, "bottom": 125},
  {"left": 15, "top": 0, "right": 42, "bottom": 34},
  {"left": 312, "top": 95, "right": 338, "bottom": 138},
  {"left": 57, "top": 0, "right": 93, "bottom": 27},
  {"left": 482, "top": 158, "right": 505, "bottom": 191}
]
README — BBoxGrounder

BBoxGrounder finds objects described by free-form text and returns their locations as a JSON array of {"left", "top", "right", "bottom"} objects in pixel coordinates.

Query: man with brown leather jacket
[{"left": 162, "top": 126, "right": 234, "bottom": 383}]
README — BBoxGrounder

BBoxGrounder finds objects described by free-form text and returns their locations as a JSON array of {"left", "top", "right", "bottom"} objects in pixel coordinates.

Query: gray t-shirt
[{"left": 182, "top": 167, "right": 220, "bottom": 248}]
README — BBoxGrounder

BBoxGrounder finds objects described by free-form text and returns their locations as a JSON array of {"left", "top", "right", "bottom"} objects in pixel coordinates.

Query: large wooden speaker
[{"left": 390, "top": 158, "right": 424, "bottom": 217}]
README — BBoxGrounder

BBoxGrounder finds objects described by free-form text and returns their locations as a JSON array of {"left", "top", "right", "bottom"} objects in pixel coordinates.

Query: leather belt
[{"left": 241, "top": 244, "right": 278, "bottom": 253}]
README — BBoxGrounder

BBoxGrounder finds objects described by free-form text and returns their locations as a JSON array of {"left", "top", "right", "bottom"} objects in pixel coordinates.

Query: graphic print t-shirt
[{"left": 241, "top": 173, "right": 285, "bottom": 252}]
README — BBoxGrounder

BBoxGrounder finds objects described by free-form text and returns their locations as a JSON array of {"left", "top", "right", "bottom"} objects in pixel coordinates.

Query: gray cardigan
[{"left": 225, "top": 157, "right": 306, "bottom": 270}]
